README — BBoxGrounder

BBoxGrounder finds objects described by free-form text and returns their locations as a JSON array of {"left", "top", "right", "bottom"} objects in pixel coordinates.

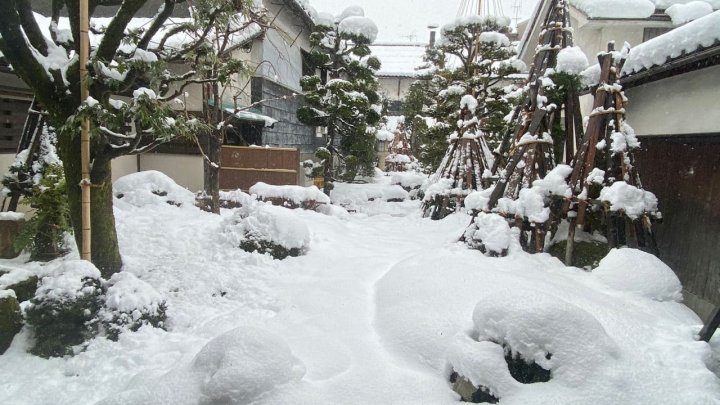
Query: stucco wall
[
  {"left": 624, "top": 65, "right": 720, "bottom": 136},
  {"left": 377, "top": 76, "right": 414, "bottom": 102}
]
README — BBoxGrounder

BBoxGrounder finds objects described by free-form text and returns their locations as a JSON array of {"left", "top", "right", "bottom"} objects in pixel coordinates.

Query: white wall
[
  {"left": 377, "top": 76, "right": 414, "bottom": 102},
  {"left": 624, "top": 65, "right": 720, "bottom": 136}
]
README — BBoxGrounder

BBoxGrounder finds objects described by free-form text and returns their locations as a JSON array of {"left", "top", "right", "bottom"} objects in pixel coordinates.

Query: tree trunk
[
  {"left": 60, "top": 134, "right": 122, "bottom": 278},
  {"left": 203, "top": 82, "right": 221, "bottom": 214}
]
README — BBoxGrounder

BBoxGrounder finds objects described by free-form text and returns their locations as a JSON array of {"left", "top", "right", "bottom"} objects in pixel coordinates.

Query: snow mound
[
  {"left": 390, "top": 172, "right": 427, "bottom": 190},
  {"left": 114, "top": 170, "right": 196, "bottom": 208},
  {"left": 666, "top": 1, "right": 714, "bottom": 24},
  {"left": 469, "top": 290, "right": 619, "bottom": 384},
  {"left": 593, "top": 248, "right": 683, "bottom": 301},
  {"left": 331, "top": 182, "right": 409, "bottom": 206},
  {"left": 223, "top": 203, "right": 311, "bottom": 252},
  {"left": 192, "top": 327, "right": 305, "bottom": 404},
  {"left": 479, "top": 31, "right": 510, "bottom": 47},
  {"left": 219, "top": 189, "right": 254, "bottom": 207},
  {"left": 556, "top": 46, "right": 589, "bottom": 74}
]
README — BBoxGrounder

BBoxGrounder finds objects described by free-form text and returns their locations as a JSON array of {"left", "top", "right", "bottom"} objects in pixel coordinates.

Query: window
[{"left": 643, "top": 27, "right": 672, "bottom": 42}]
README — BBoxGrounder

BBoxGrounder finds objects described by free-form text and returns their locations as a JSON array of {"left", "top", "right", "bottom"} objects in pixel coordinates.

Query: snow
[
  {"left": 338, "top": 16, "right": 379, "bottom": 43},
  {"left": 463, "top": 212, "right": 512, "bottom": 255},
  {"left": 622, "top": 10, "right": 720, "bottom": 75},
  {"left": 249, "top": 182, "right": 330, "bottom": 205},
  {"left": 460, "top": 94, "right": 479, "bottom": 113},
  {"left": 599, "top": 181, "right": 659, "bottom": 218},
  {"left": 223, "top": 203, "right": 311, "bottom": 251},
  {"left": 556, "top": 46, "right": 589, "bottom": 74},
  {"left": 103, "top": 272, "right": 164, "bottom": 314},
  {"left": 593, "top": 248, "right": 683, "bottom": 301},
  {"left": 33, "top": 260, "right": 101, "bottom": 302},
  {"left": 0, "top": 212, "right": 25, "bottom": 221},
  {"left": 568, "top": 0, "right": 656, "bottom": 19},
  {"left": 113, "top": 171, "right": 196, "bottom": 208},
  {"left": 0, "top": 174, "right": 718, "bottom": 404},
  {"left": 0, "top": 289, "right": 16, "bottom": 300},
  {"left": 666, "top": 1, "right": 715, "bottom": 24},
  {"left": 479, "top": 31, "right": 510, "bottom": 47}
]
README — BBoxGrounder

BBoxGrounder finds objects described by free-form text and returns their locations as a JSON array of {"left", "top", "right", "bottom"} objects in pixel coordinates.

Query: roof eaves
[{"left": 621, "top": 41, "right": 720, "bottom": 89}]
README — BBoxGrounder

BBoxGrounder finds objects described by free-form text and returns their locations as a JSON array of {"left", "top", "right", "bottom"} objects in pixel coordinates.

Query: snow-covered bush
[
  {"left": 113, "top": 170, "right": 196, "bottom": 208},
  {"left": 463, "top": 212, "right": 512, "bottom": 257},
  {"left": 447, "top": 290, "right": 618, "bottom": 402},
  {"left": 191, "top": 327, "right": 305, "bottom": 404},
  {"left": 99, "top": 272, "right": 167, "bottom": 341},
  {"left": 24, "top": 260, "right": 104, "bottom": 357},
  {"left": 223, "top": 204, "right": 310, "bottom": 260},
  {"left": 592, "top": 248, "right": 682, "bottom": 302},
  {"left": 218, "top": 189, "right": 254, "bottom": 209}
]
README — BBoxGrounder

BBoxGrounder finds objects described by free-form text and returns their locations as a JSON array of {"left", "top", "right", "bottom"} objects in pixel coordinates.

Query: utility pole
[{"left": 79, "top": 0, "right": 92, "bottom": 261}]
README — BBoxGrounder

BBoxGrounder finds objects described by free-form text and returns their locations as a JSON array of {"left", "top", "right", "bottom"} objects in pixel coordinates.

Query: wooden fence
[
  {"left": 635, "top": 135, "right": 720, "bottom": 318},
  {"left": 219, "top": 146, "right": 299, "bottom": 191}
]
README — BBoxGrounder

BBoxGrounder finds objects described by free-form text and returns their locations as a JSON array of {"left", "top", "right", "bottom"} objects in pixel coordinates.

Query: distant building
[{"left": 370, "top": 43, "right": 429, "bottom": 115}]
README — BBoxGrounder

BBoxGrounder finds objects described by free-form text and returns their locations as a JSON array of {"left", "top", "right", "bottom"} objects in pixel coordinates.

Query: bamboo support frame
[{"left": 80, "top": 0, "right": 91, "bottom": 261}]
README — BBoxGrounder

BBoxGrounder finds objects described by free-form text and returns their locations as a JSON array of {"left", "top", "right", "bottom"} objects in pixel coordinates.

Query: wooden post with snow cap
[{"left": 79, "top": 0, "right": 91, "bottom": 261}]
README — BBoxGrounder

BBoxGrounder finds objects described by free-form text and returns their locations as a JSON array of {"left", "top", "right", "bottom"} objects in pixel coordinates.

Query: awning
[{"left": 207, "top": 99, "right": 277, "bottom": 128}]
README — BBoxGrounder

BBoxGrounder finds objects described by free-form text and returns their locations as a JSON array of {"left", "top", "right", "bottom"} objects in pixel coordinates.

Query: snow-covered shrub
[
  {"left": 0, "top": 290, "right": 23, "bottom": 354},
  {"left": 99, "top": 272, "right": 167, "bottom": 341},
  {"left": 592, "top": 248, "right": 682, "bottom": 302},
  {"left": 447, "top": 290, "right": 618, "bottom": 402},
  {"left": 0, "top": 268, "right": 38, "bottom": 303},
  {"left": 24, "top": 260, "right": 104, "bottom": 357},
  {"left": 113, "top": 170, "right": 196, "bottom": 208},
  {"left": 223, "top": 204, "right": 310, "bottom": 260},
  {"left": 218, "top": 189, "right": 254, "bottom": 209},
  {"left": 249, "top": 182, "right": 330, "bottom": 210},
  {"left": 191, "top": 327, "right": 305, "bottom": 404},
  {"left": 463, "top": 212, "right": 512, "bottom": 257},
  {"left": 390, "top": 172, "right": 427, "bottom": 199}
]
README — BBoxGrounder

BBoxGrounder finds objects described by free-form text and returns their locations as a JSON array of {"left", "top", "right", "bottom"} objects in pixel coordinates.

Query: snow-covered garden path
[{"left": 1, "top": 174, "right": 719, "bottom": 404}]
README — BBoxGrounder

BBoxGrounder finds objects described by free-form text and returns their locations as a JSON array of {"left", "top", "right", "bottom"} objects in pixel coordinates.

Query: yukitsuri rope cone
[
  {"left": 561, "top": 42, "right": 660, "bottom": 265},
  {"left": 481, "top": 0, "right": 583, "bottom": 253},
  {"left": 422, "top": 98, "right": 494, "bottom": 220},
  {"left": 384, "top": 121, "right": 416, "bottom": 172}
]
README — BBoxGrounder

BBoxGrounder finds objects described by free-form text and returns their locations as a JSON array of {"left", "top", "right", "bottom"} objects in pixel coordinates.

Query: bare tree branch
[{"left": 14, "top": 0, "right": 49, "bottom": 55}]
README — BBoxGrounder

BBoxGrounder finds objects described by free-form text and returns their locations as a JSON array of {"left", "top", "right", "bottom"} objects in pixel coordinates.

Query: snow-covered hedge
[
  {"left": 223, "top": 204, "right": 310, "bottom": 259},
  {"left": 249, "top": 182, "right": 330, "bottom": 210},
  {"left": 463, "top": 212, "right": 513, "bottom": 257}
]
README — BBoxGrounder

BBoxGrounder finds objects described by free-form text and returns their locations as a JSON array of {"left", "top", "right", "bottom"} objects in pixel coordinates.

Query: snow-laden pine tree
[
  {"left": 297, "top": 7, "right": 383, "bottom": 193},
  {"left": 407, "top": 15, "right": 523, "bottom": 174}
]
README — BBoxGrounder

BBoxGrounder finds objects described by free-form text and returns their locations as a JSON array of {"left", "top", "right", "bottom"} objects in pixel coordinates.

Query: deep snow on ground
[{"left": 1, "top": 172, "right": 719, "bottom": 404}]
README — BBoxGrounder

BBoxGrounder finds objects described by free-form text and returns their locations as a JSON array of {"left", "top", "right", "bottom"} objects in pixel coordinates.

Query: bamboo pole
[{"left": 79, "top": 0, "right": 91, "bottom": 261}]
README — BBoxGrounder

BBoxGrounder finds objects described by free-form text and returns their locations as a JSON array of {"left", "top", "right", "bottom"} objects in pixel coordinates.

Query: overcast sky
[{"left": 307, "top": 0, "right": 539, "bottom": 43}]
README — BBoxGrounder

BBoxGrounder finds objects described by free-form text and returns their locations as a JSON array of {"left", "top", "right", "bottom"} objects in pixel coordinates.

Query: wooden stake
[{"left": 80, "top": 0, "right": 91, "bottom": 261}]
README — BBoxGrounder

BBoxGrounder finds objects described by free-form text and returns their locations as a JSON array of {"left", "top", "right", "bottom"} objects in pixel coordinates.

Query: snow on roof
[
  {"left": 622, "top": 9, "right": 720, "bottom": 75},
  {"left": 370, "top": 43, "right": 428, "bottom": 77},
  {"left": 569, "top": 0, "right": 718, "bottom": 19}
]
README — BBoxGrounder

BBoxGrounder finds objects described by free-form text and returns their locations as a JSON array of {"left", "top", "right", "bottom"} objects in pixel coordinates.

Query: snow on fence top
[
  {"left": 622, "top": 10, "right": 720, "bottom": 75},
  {"left": 569, "top": 0, "right": 718, "bottom": 19}
]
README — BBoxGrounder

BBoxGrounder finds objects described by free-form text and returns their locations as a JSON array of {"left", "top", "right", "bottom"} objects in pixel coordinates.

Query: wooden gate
[{"left": 219, "top": 146, "right": 299, "bottom": 191}]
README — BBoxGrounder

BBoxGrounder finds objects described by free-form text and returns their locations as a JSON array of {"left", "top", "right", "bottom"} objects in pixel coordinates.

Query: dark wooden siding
[
  {"left": 219, "top": 146, "right": 299, "bottom": 191},
  {"left": 634, "top": 135, "right": 720, "bottom": 311},
  {"left": 0, "top": 98, "right": 32, "bottom": 152}
]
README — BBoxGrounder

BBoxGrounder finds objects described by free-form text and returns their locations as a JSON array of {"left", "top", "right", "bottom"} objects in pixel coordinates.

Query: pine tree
[{"left": 297, "top": 7, "right": 382, "bottom": 192}]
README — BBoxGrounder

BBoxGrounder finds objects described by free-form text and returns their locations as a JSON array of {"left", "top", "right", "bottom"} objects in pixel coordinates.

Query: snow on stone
[
  {"left": 623, "top": 10, "right": 720, "bottom": 75},
  {"left": 33, "top": 260, "right": 101, "bottom": 302},
  {"left": 223, "top": 203, "right": 311, "bottom": 251},
  {"left": 249, "top": 182, "right": 330, "bottom": 205},
  {"left": 478, "top": 31, "right": 510, "bottom": 47},
  {"left": 599, "top": 181, "right": 658, "bottom": 218},
  {"left": 556, "top": 46, "right": 589, "bottom": 74},
  {"left": 593, "top": 248, "right": 683, "bottom": 301},
  {"left": 666, "top": 0, "right": 715, "bottom": 24},
  {"left": 568, "top": 0, "right": 656, "bottom": 19},
  {"left": 447, "top": 334, "right": 521, "bottom": 398},
  {"left": 113, "top": 171, "right": 196, "bottom": 208},
  {"left": 338, "top": 16, "right": 378, "bottom": 42},
  {"left": 103, "top": 272, "right": 164, "bottom": 315}
]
